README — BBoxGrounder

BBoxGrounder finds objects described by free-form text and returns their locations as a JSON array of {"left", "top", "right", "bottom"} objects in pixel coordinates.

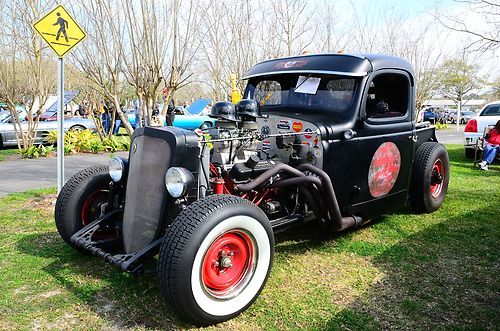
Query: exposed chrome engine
[
  {"left": 206, "top": 100, "right": 323, "bottom": 178},
  {"left": 196, "top": 100, "right": 325, "bottom": 224}
]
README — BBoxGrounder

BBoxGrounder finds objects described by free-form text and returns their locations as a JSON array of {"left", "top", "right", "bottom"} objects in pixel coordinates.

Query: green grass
[
  {"left": 0, "top": 148, "right": 18, "bottom": 161},
  {"left": 0, "top": 145, "right": 498, "bottom": 330}
]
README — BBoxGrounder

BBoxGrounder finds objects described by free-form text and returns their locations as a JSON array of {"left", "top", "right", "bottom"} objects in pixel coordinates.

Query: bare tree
[
  {"left": 435, "top": 0, "right": 500, "bottom": 52},
  {"left": 71, "top": 0, "right": 134, "bottom": 136},
  {"left": 272, "top": 0, "right": 317, "bottom": 56},
  {"left": 161, "top": 0, "right": 204, "bottom": 117},
  {"left": 122, "top": 0, "right": 171, "bottom": 127},
  {"left": 198, "top": 0, "right": 261, "bottom": 101},
  {"left": 314, "top": 1, "right": 351, "bottom": 53},
  {"left": 0, "top": 0, "right": 56, "bottom": 150}
]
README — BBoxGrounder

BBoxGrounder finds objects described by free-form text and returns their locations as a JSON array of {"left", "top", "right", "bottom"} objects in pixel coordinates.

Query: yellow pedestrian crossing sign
[{"left": 33, "top": 5, "right": 86, "bottom": 58}]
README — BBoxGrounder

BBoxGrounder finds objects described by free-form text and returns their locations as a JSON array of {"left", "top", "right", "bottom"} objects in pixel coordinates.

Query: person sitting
[{"left": 478, "top": 120, "right": 500, "bottom": 171}]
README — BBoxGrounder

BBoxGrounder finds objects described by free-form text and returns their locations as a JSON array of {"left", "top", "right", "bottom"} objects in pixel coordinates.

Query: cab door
[{"left": 341, "top": 70, "right": 415, "bottom": 217}]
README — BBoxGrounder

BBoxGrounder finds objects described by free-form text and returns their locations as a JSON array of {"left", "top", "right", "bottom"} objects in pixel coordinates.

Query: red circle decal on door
[{"left": 368, "top": 142, "right": 401, "bottom": 198}]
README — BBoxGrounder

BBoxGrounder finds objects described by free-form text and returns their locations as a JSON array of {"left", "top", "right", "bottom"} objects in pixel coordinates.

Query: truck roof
[{"left": 243, "top": 53, "right": 414, "bottom": 80}]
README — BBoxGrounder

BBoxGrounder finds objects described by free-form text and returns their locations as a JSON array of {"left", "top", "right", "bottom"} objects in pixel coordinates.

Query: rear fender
[{"left": 416, "top": 125, "right": 438, "bottom": 148}]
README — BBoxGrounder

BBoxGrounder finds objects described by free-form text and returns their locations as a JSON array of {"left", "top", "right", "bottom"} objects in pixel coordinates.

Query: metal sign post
[
  {"left": 57, "top": 58, "right": 64, "bottom": 193},
  {"left": 33, "top": 4, "right": 86, "bottom": 194}
]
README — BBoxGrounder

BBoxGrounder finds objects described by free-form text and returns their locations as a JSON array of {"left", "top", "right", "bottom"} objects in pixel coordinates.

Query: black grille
[{"left": 122, "top": 135, "right": 171, "bottom": 253}]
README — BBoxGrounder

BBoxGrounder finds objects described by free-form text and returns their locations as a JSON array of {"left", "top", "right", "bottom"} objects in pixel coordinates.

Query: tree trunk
[{"left": 112, "top": 96, "right": 134, "bottom": 136}]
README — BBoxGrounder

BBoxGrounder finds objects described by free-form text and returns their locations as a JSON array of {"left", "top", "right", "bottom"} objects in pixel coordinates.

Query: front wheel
[
  {"left": 410, "top": 142, "right": 450, "bottom": 213},
  {"left": 158, "top": 195, "right": 274, "bottom": 326},
  {"left": 54, "top": 165, "right": 112, "bottom": 251}
]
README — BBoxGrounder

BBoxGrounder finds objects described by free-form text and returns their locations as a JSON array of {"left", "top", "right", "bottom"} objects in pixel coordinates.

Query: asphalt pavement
[
  {"left": 435, "top": 124, "right": 465, "bottom": 145},
  {"left": 0, "top": 151, "right": 127, "bottom": 197}
]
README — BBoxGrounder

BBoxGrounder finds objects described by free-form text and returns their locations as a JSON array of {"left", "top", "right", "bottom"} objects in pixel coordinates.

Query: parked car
[
  {"left": 448, "top": 110, "right": 474, "bottom": 124},
  {"left": 422, "top": 109, "right": 436, "bottom": 123},
  {"left": 0, "top": 114, "right": 96, "bottom": 148},
  {"left": 464, "top": 101, "right": 500, "bottom": 157},
  {"left": 55, "top": 53, "right": 449, "bottom": 325},
  {"left": 443, "top": 108, "right": 456, "bottom": 123},
  {"left": 39, "top": 90, "right": 81, "bottom": 121},
  {"left": 421, "top": 106, "right": 447, "bottom": 124},
  {"left": 126, "top": 106, "right": 215, "bottom": 130},
  {"left": 0, "top": 106, "right": 28, "bottom": 122}
]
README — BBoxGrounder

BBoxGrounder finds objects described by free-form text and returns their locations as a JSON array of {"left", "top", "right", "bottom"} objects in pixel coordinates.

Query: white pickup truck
[{"left": 464, "top": 101, "right": 500, "bottom": 158}]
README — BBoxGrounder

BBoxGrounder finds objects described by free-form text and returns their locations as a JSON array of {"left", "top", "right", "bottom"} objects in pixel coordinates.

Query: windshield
[
  {"left": 0, "top": 111, "right": 10, "bottom": 122},
  {"left": 245, "top": 74, "right": 358, "bottom": 113}
]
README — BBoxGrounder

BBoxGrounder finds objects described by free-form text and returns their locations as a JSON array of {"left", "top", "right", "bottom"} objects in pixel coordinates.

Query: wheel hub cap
[
  {"left": 202, "top": 232, "right": 254, "bottom": 295},
  {"left": 430, "top": 159, "right": 444, "bottom": 199}
]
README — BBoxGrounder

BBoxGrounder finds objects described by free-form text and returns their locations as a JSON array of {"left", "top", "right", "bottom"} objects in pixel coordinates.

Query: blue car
[
  {"left": 126, "top": 99, "right": 215, "bottom": 130},
  {"left": 423, "top": 110, "right": 436, "bottom": 123}
]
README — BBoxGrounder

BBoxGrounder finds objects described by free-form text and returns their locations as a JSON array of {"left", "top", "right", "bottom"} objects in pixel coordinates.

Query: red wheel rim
[
  {"left": 430, "top": 159, "right": 444, "bottom": 199},
  {"left": 81, "top": 189, "right": 108, "bottom": 225},
  {"left": 201, "top": 231, "right": 255, "bottom": 297}
]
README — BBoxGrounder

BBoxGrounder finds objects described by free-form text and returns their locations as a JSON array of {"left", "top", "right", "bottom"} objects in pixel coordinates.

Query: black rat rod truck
[{"left": 55, "top": 53, "right": 449, "bottom": 325}]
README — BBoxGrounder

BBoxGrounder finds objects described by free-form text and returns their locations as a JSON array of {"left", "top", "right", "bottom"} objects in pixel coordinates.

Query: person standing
[
  {"left": 53, "top": 12, "right": 69, "bottom": 42},
  {"left": 163, "top": 87, "right": 175, "bottom": 126},
  {"left": 478, "top": 120, "right": 500, "bottom": 171}
]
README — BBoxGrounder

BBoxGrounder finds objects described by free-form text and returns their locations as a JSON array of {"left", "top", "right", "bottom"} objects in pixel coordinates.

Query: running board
[{"left": 70, "top": 209, "right": 162, "bottom": 275}]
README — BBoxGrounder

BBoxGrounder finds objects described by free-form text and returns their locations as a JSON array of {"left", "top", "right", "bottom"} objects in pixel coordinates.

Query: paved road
[
  {"left": 0, "top": 152, "right": 127, "bottom": 197},
  {"left": 435, "top": 125, "right": 465, "bottom": 145}
]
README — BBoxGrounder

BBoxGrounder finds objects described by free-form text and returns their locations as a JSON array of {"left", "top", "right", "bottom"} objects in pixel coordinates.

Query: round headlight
[
  {"left": 165, "top": 167, "right": 194, "bottom": 198},
  {"left": 109, "top": 157, "right": 125, "bottom": 182}
]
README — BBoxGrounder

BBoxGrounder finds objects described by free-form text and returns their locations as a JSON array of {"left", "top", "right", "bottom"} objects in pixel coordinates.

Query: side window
[
  {"left": 324, "top": 78, "right": 356, "bottom": 110},
  {"left": 254, "top": 80, "right": 281, "bottom": 106},
  {"left": 481, "top": 105, "right": 500, "bottom": 116},
  {"left": 365, "top": 73, "right": 410, "bottom": 119}
]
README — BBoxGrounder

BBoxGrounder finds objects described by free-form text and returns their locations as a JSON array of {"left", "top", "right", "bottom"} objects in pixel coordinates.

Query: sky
[{"left": 326, "top": 0, "right": 499, "bottom": 79}]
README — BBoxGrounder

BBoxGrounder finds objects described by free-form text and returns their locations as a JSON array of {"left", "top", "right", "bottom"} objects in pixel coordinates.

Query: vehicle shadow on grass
[
  {"left": 269, "top": 179, "right": 498, "bottom": 329},
  {"left": 16, "top": 232, "right": 185, "bottom": 330},
  {"left": 318, "top": 205, "right": 497, "bottom": 329}
]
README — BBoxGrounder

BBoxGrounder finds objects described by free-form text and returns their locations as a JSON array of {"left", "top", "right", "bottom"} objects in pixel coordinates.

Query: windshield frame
[{"left": 244, "top": 73, "right": 361, "bottom": 116}]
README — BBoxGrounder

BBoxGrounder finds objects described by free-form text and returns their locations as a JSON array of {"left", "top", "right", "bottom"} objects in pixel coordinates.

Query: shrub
[
  {"left": 39, "top": 145, "right": 54, "bottom": 157},
  {"left": 19, "top": 145, "right": 54, "bottom": 158},
  {"left": 102, "top": 136, "right": 119, "bottom": 152},
  {"left": 44, "top": 130, "right": 58, "bottom": 145},
  {"left": 20, "top": 145, "right": 39, "bottom": 158},
  {"left": 64, "top": 143, "right": 75, "bottom": 155},
  {"left": 65, "top": 129, "right": 94, "bottom": 153},
  {"left": 89, "top": 140, "right": 104, "bottom": 154},
  {"left": 118, "top": 136, "right": 130, "bottom": 151},
  {"left": 25, "top": 129, "right": 129, "bottom": 158},
  {"left": 435, "top": 123, "right": 449, "bottom": 130}
]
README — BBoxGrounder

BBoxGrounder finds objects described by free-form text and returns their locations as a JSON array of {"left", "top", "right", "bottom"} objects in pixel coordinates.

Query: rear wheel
[
  {"left": 54, "top": 166, "right": 112, "bottom": 250},
  {"left": 69, "top": 125, "right": 86, "bottom": 132},
  {"left": 158, "top": 195, "right": 274, "bottom": 326},
  {"left": 410, "top": 143, "right": 450, "bottom": 213}
]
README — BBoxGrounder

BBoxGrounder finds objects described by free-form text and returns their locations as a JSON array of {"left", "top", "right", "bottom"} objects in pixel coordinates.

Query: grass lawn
[
  {"left": 0, "top": 144, "right": 498, "bottom": 330},
  {"left": 0, "top": 148, "right": 18, "bottom": 161}
]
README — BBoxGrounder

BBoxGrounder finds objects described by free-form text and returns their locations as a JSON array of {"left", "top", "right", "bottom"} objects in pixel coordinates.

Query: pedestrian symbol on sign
[
  {"left": 53, "top": 12, "right": 69, "bottom": 43},
  {"left": 33, "top": 4, "right": 86, "bottom": 58}
]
